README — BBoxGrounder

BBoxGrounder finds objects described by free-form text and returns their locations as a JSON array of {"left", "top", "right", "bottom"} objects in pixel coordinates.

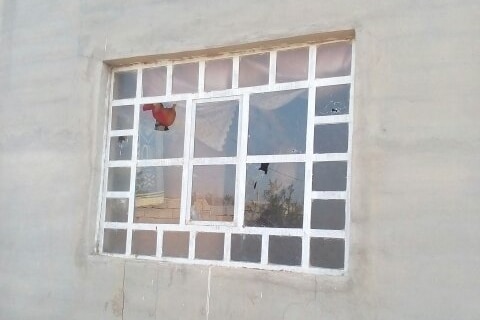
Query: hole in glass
[
  {"left": 131, "top": 230, "right": 157, "bottom": 256},
  {"left": 314, "top": 124, "right": 349, "bottom": 154},
  {"left": 195, "top": 232, "right": 224, "bottom": 260},
  {"left": 109, "top": 136, "right": 133, "bottom": 161},
  {"left": 315, "top": 84, "right": 350, "bottom": 116},
  {"left": 268, "top": 236, "right": 302, "bottom": 266},
  {"left": 113, "top": 71, "right": 137, "bottom": 99}
]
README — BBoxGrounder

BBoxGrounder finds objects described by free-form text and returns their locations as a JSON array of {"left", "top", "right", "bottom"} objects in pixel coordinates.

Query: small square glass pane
[
  {"left": 172, "top": 62, "right": 198, "bottom": 94},
  {"left": 111, "top": 105, "right": 134, "bottom": 130},
  {"left": 113, "top": 70, "right": 137, "bottom": 99},
  {"left": 205, "top": 59, "right": 232, "bottom": 91},
  {"left": 191, "top": 165, "right": 235, "bottom": 222},
  {"left": 109, "top": 136, "right": 132, "bottom": 161},
  {"left": 311, "top": 200, "right": 345, "bottom": 230},
  {"left": 312, "top": 161, "right": 347, "bottom": 191},
  {"left": 143, "top": 67, "right": 167, "bottom": 97},
  {"left": 105, "top": 198, "right": 128, "bottom": 222},
  {"left": 194, "top": 100, "right": 239, "bottom": 157},
  {"left": 315, "top": 84, "right": 350, "bottom": 116},
  {"left": 134, "top": 166, "right": 182, "bottom": 224},
  {"left": 244, "top": 163, "right": 304, "bottom": 228},
  {"left": 314, "top": 124, "right": 349, "bottom": 154},
  {"left": 131, "top": 230, "right": 157, "bottom": 256},
  {"left": 195, "top": 232, "right": 224, "bottom": 260},
  {"left": 163, "top": 231, "right": 189, "bottom": 258},
  {"left": 231, "top": 234, "right": 261, "bottom": 263},
  {"left": 268, "top": 236, "right": 302, "bottom": 266},
  {"left": 310, "top": 237, "right": 345, "bottom": 269},
  {"left": 107, "top": 167, "right": 130, "bottom": 192},
  {"left": 316, "top": 41, "right": 352, "bottom": 78},
  {"left": 248, "top": 89, "right": 308, "bottom": 155},
  {"left": 239, "top": 53, "right": 269, "bottom": 87},
  {"left": 138, "top": 101, "right": 186, "bottom": 159},
  {"left": 103, "top": 229, "right": 127, "bottom": 254},
  {"left": 276, "top": 47, "right": 309, "bottom": 83}
]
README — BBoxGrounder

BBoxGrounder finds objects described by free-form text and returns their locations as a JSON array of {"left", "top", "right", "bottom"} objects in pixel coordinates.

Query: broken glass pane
[
  {"left": 314, "top": 124, "right": 349, "bottom": 154},
  {"left": 268, "top": 236, "right": 302, "bottom": 266},
  {"left": 310, "top": 237, "right": 345, "bottom": 269},
  {"left": 276, "top": 47, "right": 309, "bottom": 83},
  {"left": 163, "top": 231, "right": 190, "bottom": 258},
  {"left": 244, "top": 163, "right": 304, "bottom": 228},
  {"left": 103, "top": 229, "right": 127, "bottom": 254},
  {"left": 205, "top": 58, "right": 233, "bottom": 91},
  {"left": 105, "top": 198, "right": 128, "bottom": 222},
  {"left": 113, "top": 70, "right": 137, "bottom": 99},
  {"left": 194, "top": 100, "right": 238, "bottom": 157},
  {"left": 172, "top": 62, "right": 199, "bottom": 94},
  {"left": 195, "top": 232, "right": 224, "bottom": 260},
  {"left": 231, "top": 234, "right": 262, "bottom": 263},
  {"left": 107, "top": 167, "right": 130, "bottom": 192},
  {"left": 312, "top": 161, "right": 347, "bottom": 191},
  {"left": 111, "top": 105, "right": 134, "bottom": 130},
  {"left": 131, "top": 230, "right": 157, "bottom": 256},
  {"left": 138, "top": 101, "right": 186, "bottom": 159},
  {"left": 239, "top": 53, "right": 269, "bottom": 87},
  {"left": 316, "top": 41, "right": 352, "bottom": 78},
  {"left": 191, "top": 165, "right": 235, "bottom": 222},
  {"left": 109, "top": 136, "right": 132, "bottom": 161},
  {"left": 315, "top": 84, "right": 350, "bottom": 116},
  {"left": 143, "top": 66, "right": 167, "bottom": 97},
  {"left": 134, "top": 166, "right": 182, "bottom": 224},
  {"left": 248, "top": 89, "right": 308, "bottom": 155},
  {"left": 311, "top": 200, "right": 345, "bottom": 230}
]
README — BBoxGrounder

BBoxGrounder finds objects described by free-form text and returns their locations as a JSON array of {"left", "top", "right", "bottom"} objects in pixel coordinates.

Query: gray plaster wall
[{"left": 1, "top": 1, "right": 479, "bottom": 319}]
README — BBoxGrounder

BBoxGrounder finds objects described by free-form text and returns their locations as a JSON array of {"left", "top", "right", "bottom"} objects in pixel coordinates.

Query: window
[{"left": 99, "top": 39, "right": 354, "bottom": 275}]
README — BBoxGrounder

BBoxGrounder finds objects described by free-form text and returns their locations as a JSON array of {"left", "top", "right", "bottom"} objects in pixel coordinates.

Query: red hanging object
[{"left": 142, "top": 103, "right": 176, "bottom": 131}]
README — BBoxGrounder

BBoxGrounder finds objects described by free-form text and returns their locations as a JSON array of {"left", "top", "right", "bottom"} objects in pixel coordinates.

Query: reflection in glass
[
  {"left": 195, "top": 232, "right": 224, "bottom": 260},
  {"left": 172, "top": 62, "right": 199, "bottom": 94},
  {"left": 138, "top": 101, "right": 186, "bottom": 159},
  {"left": 268, "top": 236, "right": 302, "bottom": 266},
  {"left": 315, "top": 84, "right": 350, "bottom": 116},
  {"left": 134, "top": 166, "right": 182, "bottom": 224},
  {"left": 143, "top": 67, "right": 167, "bottom": 97},
  {"left": 205, "top": 59, "right": 232, "bottom": 91},
  {"left": 248, "top": 89, "right": 307, "bottom": 155},
  {"left": 131, "top": 230, "right": 157, "bottom": 256},
  {"left": 239, "top": 53, "right": 269, "bottom": 87},
  {"left": 194, "top": 100, "right": 238, "bottom": 157},
  {"left": 113, "top": 70, "right": 137, "bottom": 99},
  {"left": 310, "top": 237, "right": 344, "bottom": 269},
  {"left": 107, "top": 167, "right": 130, "bottom": 192},
  {"left": 276, "top": 47, "right": 309, "bottom": 83},
  {"left": 311, "top": 200, "right": 345, "bottom": 230},
  {"left": 314, "top": 124, "right": 349, "bottom": 154},
  {"left": 109, "top": 136, "right": 132, "bottom": 161},
  {"left": 103, "top": 229, "right": 127, "bottom": 254},
  {"left": 312, "top": 161, "right": 347, "bottom": 191},
  {"left": 316, "top": 41, "right": 352, "bottom": 78},
  {"left": 231, "top": 234, "right": 262, "bottom": 263},
  {"left": 111, "top": 105, "right": 134, "bottom": 130},
  {"left": 191, "top": 165, "right": 235, "bottom": 222},
  {"left": 163, "top": 231, "right": 189, "bottom": 258},
  {"left": 245, "top": 163, "right": 304, "bottom": 228},
  {"left": 105, "top": 198, "right": 128, "bottom": 222}
]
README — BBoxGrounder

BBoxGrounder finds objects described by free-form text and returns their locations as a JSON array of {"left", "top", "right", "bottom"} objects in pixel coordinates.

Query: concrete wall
[{"left": 1, "top": 0, "right": 479, "bottom": 319}]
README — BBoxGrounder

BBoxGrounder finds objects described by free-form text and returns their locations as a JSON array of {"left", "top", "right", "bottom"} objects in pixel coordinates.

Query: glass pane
[
  {"left": 143, "top": 67, "right": 167, "bottom": 97},
  {"left": 111, "top": 105, "right": 134, "bottom": 130},
  {"left": 205, "top": 59, "right": 232, "bottom": 91},
  {"left": 248, "top": 89, "right": 308, "bottom": 155},
  {"left": 172, "top": 62, "right": 198, "bottom": 94},
  {"left": 312, "top": 161, "right": 347, "bottom": 191},
  {"left": 239, "top": 53, "right": 269, "bottom": 87},
  {"left": 194, "top": 100, "right": 239, "bottom": 157},
  {"left": 134, "top": 166, "right": 182, "bottom": 224},
  {"left": 195, "top": 232, "right": 224, "bottom": 260},
  {"left": 310, "top": 237, "right": 345, "bottom": 269},
  {"left": 268, "top": 236, "right": 302, "bottom": 266},
  {"left": 163, "top": 231, "right": 189, "bottom": 258},
  {"left": 105, "top": 198, "right": 128, "bottom": 222},
  {"left": 131, "top": 230, "right": 157, "bottom": 256},
  {"left": 311, "top": 200, "right": 345, "bottom": 230},
  {"left": 245, "top": 163, "right": 304, "bottom": 228},
  {"left": 316, "top": 41, "right": 352, "bottom": 78},
  {"left": 103, "top": 229, "right": 127, "bottom": 254},
  {"left": 191, "top": 165, "right": 235, "bottom": 222},
  {"left": 113, "top": 70, "right": 137, "bottom": 99},
  {"left": 315, "top": 84, "right": 350, "bottom": 116},
  {"left": 276, "top": 47, "right": 309, "bottom": 83},
  {"left": 139, "top": 101, "right": 186, "bottom": 159},
  {"left": 107, "top": 167, "right": 130, "bottom": 192},
  {"left": 109, "top": 136, "right": 132, "bottom": 161},
  {"left": 231, "top": 234, "right": 261, "bottom": 263},
  {"left": 314, "top": 124, "right": 349, "bottom": 154}
]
